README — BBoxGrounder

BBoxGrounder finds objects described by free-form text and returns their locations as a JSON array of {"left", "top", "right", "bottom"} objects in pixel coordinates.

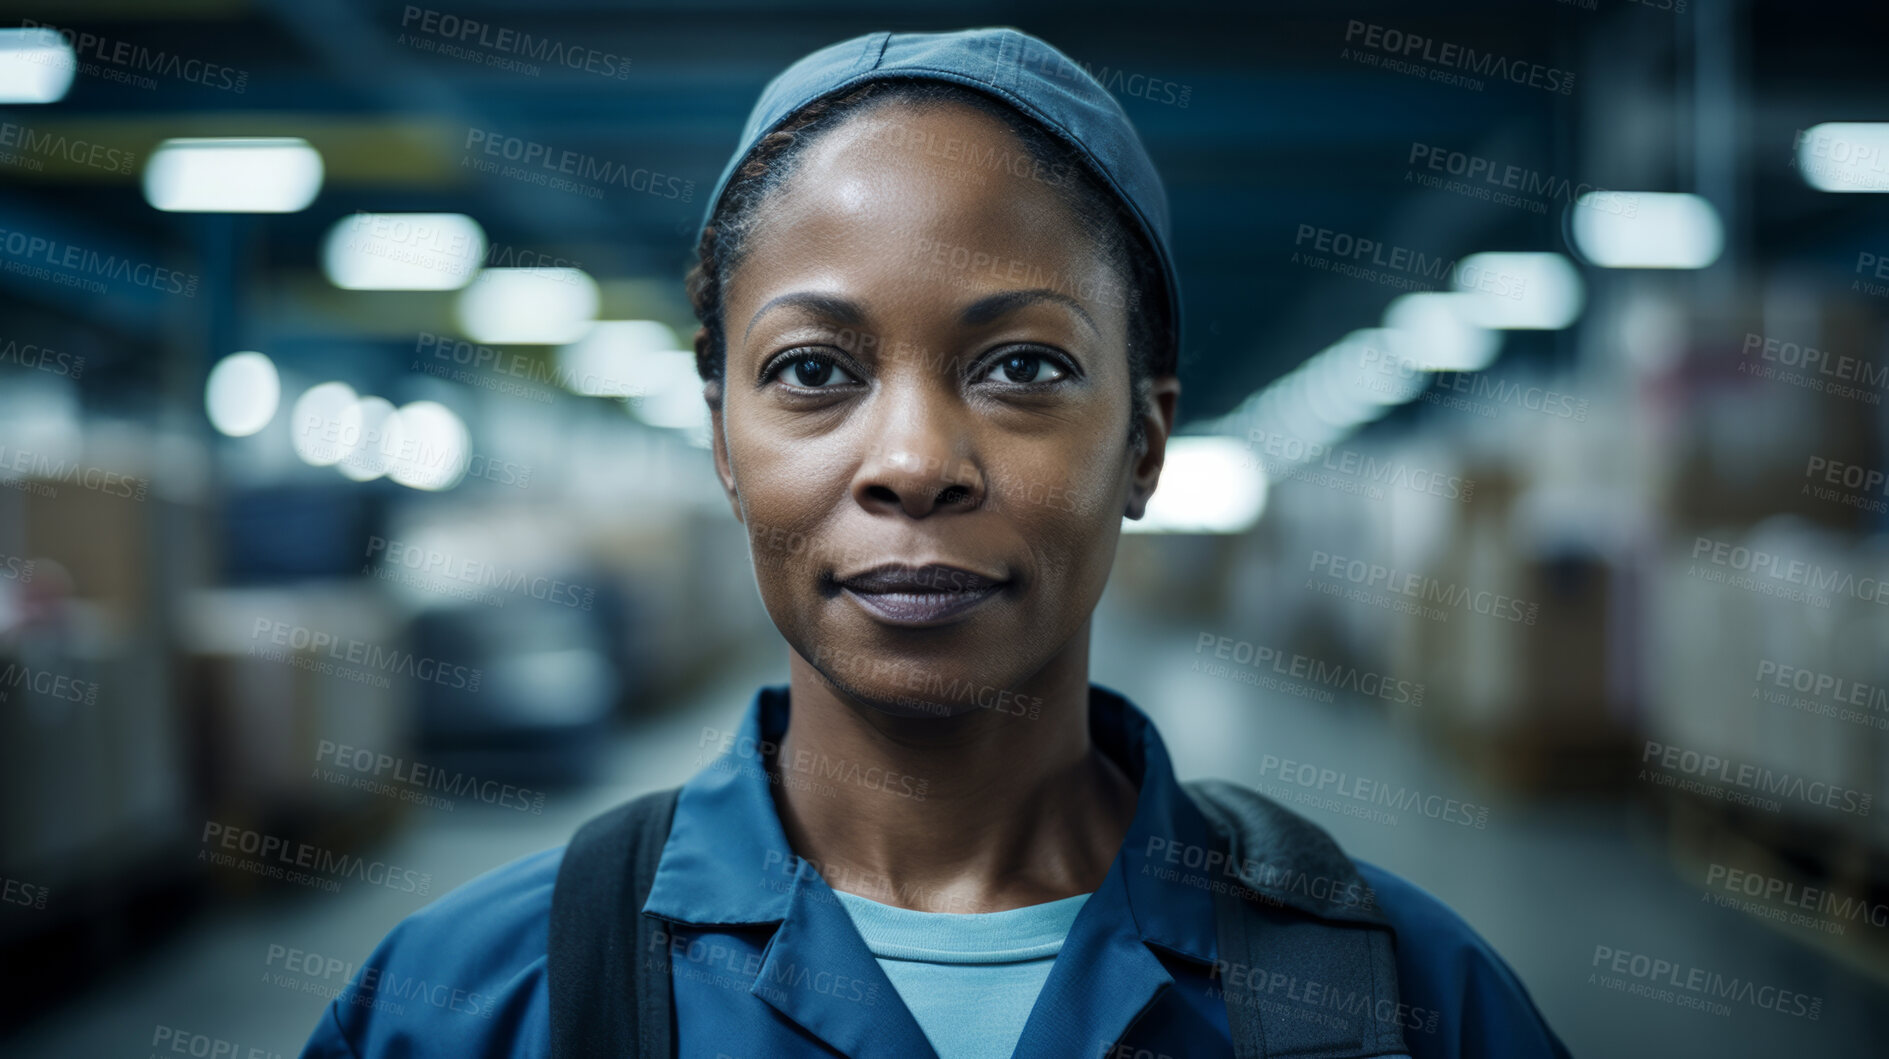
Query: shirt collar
[{"left": 641, "top": 681, "right": 1221, "bottom": 965}]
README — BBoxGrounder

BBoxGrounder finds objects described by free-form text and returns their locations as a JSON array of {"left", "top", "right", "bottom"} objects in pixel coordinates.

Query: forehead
[{"left": 726, "top": 100, "right": 1124, "bottom": 331}]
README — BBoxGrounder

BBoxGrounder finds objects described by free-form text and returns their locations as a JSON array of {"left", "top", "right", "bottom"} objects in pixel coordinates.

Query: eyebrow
[
  {"left": 744, "top": 287, "right": 1101, "bottom": 345},
  {"left": 745, "top": 291, "right": 863, "bottom": 342},
  {"left": 960, "top": 288, "right": 1098, "bottom": 338}
]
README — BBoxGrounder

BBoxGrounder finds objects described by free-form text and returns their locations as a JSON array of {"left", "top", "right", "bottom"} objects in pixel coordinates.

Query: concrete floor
[{"left": 6, "top": 606, "right": 1884, "bottom": 1058}]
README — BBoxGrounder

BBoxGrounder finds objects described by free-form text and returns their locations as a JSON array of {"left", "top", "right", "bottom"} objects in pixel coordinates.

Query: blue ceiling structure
[{"left": 4, "top": 0, "right": 1885, "bottom": 425}]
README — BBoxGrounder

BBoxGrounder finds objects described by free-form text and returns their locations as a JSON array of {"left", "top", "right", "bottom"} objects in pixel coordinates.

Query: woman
[{"left": 300, "top": 27, "right": 1570, "bottom": 1059}]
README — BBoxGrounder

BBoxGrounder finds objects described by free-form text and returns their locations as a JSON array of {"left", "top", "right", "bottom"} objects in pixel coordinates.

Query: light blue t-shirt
[{"left": 831, "top": 888, "right": 1091, "bottom": 1059}]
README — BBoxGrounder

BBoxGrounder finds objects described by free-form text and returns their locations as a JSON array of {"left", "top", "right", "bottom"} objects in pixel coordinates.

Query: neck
[{"left": 771, "top": 621, "right": 1139, "bottom": 914}]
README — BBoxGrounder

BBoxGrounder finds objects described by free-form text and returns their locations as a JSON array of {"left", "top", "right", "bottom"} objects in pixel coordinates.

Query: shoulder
[
  {"left": 1185, "top": 780, "right": 1570, "bottom": 1057},
  {"left": 1354, "top": 860, "right": 1572, "bottom": 1059},
  {"left": 378, "top": 843, "right": 565, "bottom": 972},
  {"left": 298, "top": 845, "right": 567, "bottom": 1059}
]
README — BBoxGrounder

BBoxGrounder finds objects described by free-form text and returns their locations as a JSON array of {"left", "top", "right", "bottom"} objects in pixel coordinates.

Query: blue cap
[{"left": 700, "top": 27, "right": 1181, "bottom": 372}]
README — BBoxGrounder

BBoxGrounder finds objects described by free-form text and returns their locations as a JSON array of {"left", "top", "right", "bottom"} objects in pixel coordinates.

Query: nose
[{"left": 850, "top": 399, "right": 985, "bottom": 519}]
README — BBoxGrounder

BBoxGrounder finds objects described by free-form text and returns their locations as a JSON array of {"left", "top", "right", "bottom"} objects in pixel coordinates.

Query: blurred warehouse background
[{"left": 1, "top": 0, "right": 1887, "bottom": 1056}]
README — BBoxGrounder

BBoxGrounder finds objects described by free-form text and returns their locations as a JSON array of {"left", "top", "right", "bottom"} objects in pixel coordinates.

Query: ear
[
  {"left": 1124, "top": 375, "right": 1181, "bottom": 521},
  {"left": 699, "top": 326, "right": 743, "bottom": 524}
]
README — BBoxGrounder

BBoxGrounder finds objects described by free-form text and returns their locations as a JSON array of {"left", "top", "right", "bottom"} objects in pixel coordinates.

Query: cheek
[
  {"left": 725, "top": 390, "right": 839, "bottom": 508},
  {"left": 989, "top": 438, "right": 1130, "bottom": 585},
  {"left": 724, "top": 407, "right": 857, "bottom": 590},
  {"left": 984, "top": 355, "right": 1135, "bottom": 511}
]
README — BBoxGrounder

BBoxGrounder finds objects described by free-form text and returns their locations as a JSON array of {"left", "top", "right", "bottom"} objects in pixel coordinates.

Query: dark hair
[{"left": 685, "top": 78, "right": 1174, "bottom": 452}]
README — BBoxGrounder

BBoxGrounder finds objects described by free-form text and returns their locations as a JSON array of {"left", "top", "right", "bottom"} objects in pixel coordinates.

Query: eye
[
  {"left": 765, "top": 351, "right": 861, "bottom": 390},
  {"left": 978, "top": 349, "right": 1071, "bottom": 386}
]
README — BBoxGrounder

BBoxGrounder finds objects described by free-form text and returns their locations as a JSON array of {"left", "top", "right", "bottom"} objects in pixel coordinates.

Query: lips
[{"left": 835, "top": 563, "right": 1006, "bottom": 627}]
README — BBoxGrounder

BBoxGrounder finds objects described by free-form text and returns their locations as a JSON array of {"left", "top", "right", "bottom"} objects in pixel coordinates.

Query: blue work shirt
[{"left": 298, "top": 683, "right": 1572, "bottom": 1058}]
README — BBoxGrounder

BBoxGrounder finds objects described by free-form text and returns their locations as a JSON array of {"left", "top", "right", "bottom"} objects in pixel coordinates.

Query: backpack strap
[
  {"left": 1185, "top": 779, "right": 1411, "bottom": 1059},
  {"left": 549, "top": 786, "right": 682, "bottom": 1059}
]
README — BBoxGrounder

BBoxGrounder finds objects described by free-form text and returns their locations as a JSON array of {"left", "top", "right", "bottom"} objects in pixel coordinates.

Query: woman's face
[{"left": 710, "top": 100, "right": 1176, "bottom": 718}]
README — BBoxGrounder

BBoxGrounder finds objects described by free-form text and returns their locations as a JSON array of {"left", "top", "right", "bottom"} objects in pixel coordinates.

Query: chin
[{"left": 802, "top": 639, "right": 1048, "bottom": 722}]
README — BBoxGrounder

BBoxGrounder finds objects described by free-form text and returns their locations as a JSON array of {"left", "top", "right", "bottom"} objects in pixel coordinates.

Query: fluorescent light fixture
[
  {"left": 1451, "top": 252, "right": 1584, "bottom": 329},
  {"left": 1296, "top": 328, "right": 1433, "bottom": 430},
  {"left": 1383, "top": 292, "right": 1501, "bottom": 373},
  {"left": 1570, "top": 191, "right": 1722, "bottom": 269},
  {"left": 386, "top": 401, "right": 471, "bottom": 491},
  {"left": 628, "top": 350, "right": 709, "bottom": 430},
  {"left": 1300, "top": 356, "right": 1377, "bottom": 431},
  {"left": 1125, "top": 436, "right": 1267, "bottom": 534},
  {"left": 0, "top": 28, "right": 76, "bottom": 104},
  {"left": 1797, "top": 123, "right": 1889, "bottom": 193},
  {"left": 322, "top": 213, "right": 487, "bottom": 290},
  {"left": 204, "top": 351, "right": 280, "bottom": 437},
  {"left": 1336, "top": 328, "right": 1429, "bottom": 407},
  {"left": 557, "top": 320, "right": 681, "bottom": 397},
  {"left": 290, "top": 382, "right": 358, "bottom": 466},
  {"left": 1248, "top": 375, "right": 1353, "bottom": 453},
  {"left": 336, "top": 396, "right": 399, "bottom": 482},
  {"left": 455, "top": 268, "right": 599, "bottom": 344},
  {"left": 143, "top": 137, "right": 324, "bottom": 213}
]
